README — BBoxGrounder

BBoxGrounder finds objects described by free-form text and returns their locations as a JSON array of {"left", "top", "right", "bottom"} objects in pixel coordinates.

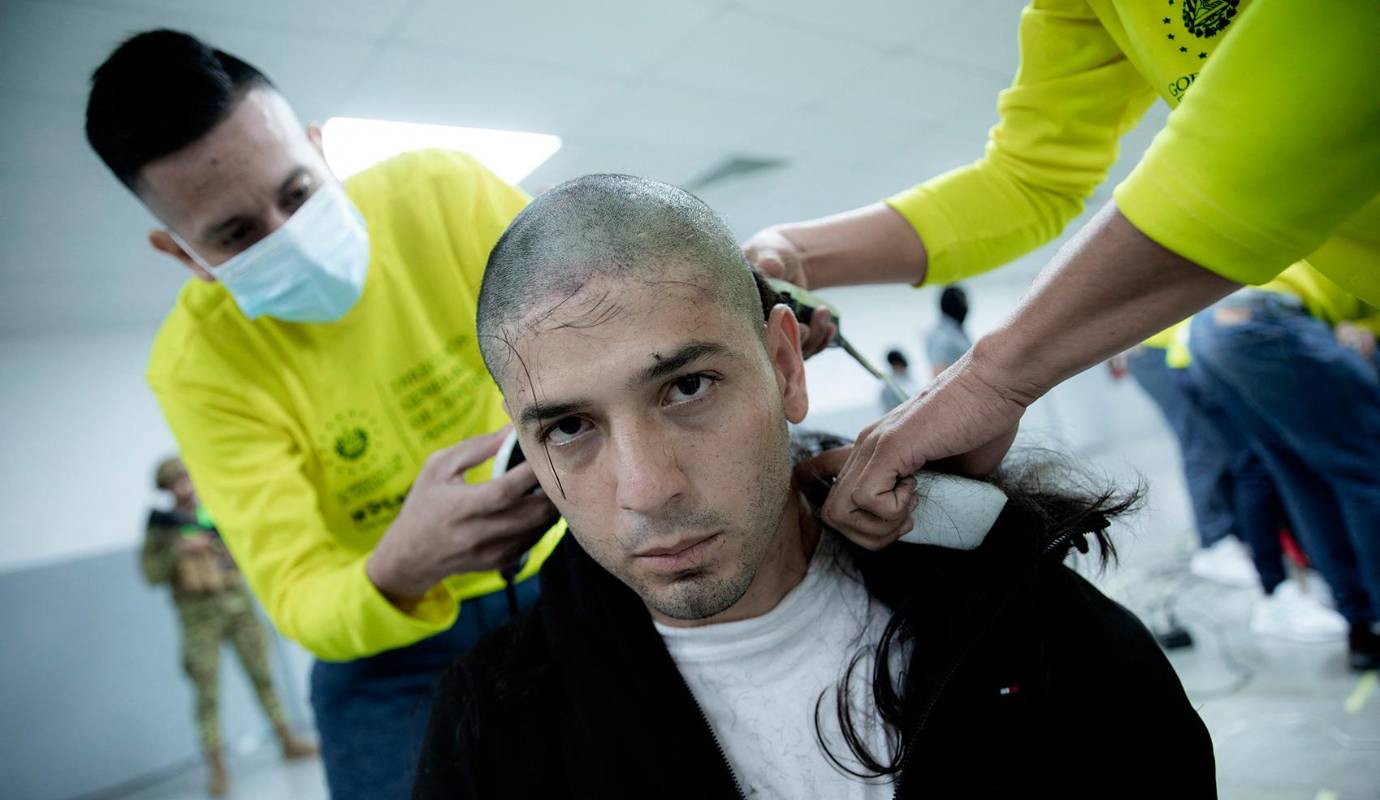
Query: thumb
[
  {"left": 437, "top": 427, "right": 511, "bottom": 481},
  {"left": 751, "top": 252, "right": 787, "bottom": 278}
]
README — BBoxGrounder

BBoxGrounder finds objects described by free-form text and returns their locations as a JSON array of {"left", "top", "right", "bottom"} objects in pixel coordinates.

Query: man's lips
[{"left": 634, "top": 532, "right": 722, "bottom": 571}]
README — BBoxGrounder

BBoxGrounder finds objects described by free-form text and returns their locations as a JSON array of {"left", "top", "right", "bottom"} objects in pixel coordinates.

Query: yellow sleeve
[
  {"left": 428, "top": 150, "right": 530, "bottom": 296},
  {"left": 887, "top": 0, "right": 1155, "bottom": 286},
  {"left": 1353, "top": 316, "right": 1380, "bottom": 338},
  {"left": 151, "top": 376, "right": 458, "bottom": 661},
  {"left": 1348, "top": 298, "right": 1380, "bottom": 337},
  {"left": 1115, "top": 0, "right": 1380, "bottom": 287}
]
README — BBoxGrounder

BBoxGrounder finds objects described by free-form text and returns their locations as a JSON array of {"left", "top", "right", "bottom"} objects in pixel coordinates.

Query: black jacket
[{"left": 415, "top": 505, "right": 1216, "bottom": 799}]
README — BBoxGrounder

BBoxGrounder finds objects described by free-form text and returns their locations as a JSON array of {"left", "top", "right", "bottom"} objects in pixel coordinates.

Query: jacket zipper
[
  {"left": 892, "top": 528, "right": 1084, "bottom": 798},
  {"left": 891, "top": 619, "right": 983, "bottom": 799},
  {"left": 672, "top": 668, "right": 746, "bottom": 799},
  {"left": 693, "top": 696, "right": 747, "bottom": 800}
]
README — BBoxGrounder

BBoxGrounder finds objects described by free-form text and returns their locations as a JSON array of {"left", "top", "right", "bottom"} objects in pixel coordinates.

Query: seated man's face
[{"left": 494, "top": 270, "right": 808, "bottom": 621}]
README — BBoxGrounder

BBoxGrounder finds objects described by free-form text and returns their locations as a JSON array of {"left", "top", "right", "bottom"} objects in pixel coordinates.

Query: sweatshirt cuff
[
  {"left": 351, "top": 558, "right": 458, "bottom": 646},
  {"left": 885, "top": 179, "right": 972, "bottom": 288},
  {"left": 1114, "top": 160, "right": 1288, "bottom": 288}
]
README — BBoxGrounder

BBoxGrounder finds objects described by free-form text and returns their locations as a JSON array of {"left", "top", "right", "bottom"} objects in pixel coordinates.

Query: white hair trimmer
[{"left": 764, "top": 277, "right": 1008, "bottom": 550}]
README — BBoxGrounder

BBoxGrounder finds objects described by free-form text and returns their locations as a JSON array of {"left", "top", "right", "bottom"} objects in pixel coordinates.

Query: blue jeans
[
  {"left": 1128, "top": 347, "right": 1235, "bottom": 548},
  {"left": 1190, "top": 375, "right": 1291, "bottom": 593},
  {"left": 310, "top": 578, "right": 541, "bottom": 799},
  {"left": 1191, "top": 299, "right": 1380, "bottom": 623}
]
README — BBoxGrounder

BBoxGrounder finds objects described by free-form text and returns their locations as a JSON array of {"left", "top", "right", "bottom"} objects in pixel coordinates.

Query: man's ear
[
  {"left": 765, "top": 304, "right": 809, "bottom": 423},
  {"left": 307, "top": 122, "right": 325, "bottom": 158},
  {"left": 148, "top": 229, "right": 215, "bottom": 283}
]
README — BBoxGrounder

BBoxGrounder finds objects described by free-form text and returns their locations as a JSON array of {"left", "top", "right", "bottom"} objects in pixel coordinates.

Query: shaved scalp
[{"left": 477, "top": 174, "right": 763, "bottom": 376}]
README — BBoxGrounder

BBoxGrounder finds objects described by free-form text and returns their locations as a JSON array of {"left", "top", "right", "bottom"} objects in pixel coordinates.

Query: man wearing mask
[{"left": 86, "top": 30, "right": 562, "bottom": 798}]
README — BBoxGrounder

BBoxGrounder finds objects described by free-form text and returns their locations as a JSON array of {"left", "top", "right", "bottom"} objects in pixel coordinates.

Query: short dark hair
[
  {"left": 885, "top": 349, "right": 908, "bottom": 369},
  {"left": 476, "top": 174, "right": 760, "bottom": 376},
  {"left": 939, "top": 285, "right": 968, "bottom": 323},
  {"left": 85, "top": 29, "right": 272, "bottom": 190}
]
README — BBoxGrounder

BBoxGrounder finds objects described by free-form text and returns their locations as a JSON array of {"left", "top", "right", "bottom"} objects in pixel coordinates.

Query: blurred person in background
[
  {"left": 143, "top": 456, "right": 316, "bottom": 796},
  {"left": 1190, "top": 263, "right": 1380, "bottom": 670},
  {"left": 925, "top": 285, "right": 972, "bottom": 379},
  {"left": 1117, "top": 328, "right": 1346, "bottom": 642},
  {"left": 87, "top": 31, "right": 561, "bottom": 797},
  {"left": 879, "top": 349, "right": 918, "bottom": 413},
  {"left": 1119, "top": 323, "right": 1257, "bottom": 589}
]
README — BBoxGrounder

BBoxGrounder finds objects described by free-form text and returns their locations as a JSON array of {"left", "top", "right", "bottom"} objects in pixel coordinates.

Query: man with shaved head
[{"left": 414, "top": 175, "right": 1215, "bottom": 798}]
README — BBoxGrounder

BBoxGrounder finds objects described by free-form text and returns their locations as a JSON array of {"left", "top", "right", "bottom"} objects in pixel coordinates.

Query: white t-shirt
[{"left": 655, "top": 534, "right": 907, "bottom": 799}]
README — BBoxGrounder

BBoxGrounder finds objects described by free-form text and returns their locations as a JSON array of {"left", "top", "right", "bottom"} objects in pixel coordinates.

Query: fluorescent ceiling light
[{"left": 321, "top": 117, "right": 561, "bottom": 184}]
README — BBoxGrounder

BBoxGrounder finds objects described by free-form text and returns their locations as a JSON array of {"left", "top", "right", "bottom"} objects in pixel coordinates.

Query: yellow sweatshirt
[
  {"left": 1140, "top": 320, "right": 1191, "bottom": 369},
  {"left": 887, "top": 0, "right": 1380, "bottom": 307},
  {"left": 1260, "top": 262, "right": 1380, "bottom": 335},
  {"left": 147, "top": 149, "right": 563, "bottom": 661}
]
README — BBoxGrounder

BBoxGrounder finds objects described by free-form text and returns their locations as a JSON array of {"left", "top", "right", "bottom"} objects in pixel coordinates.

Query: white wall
[{"left": 0, "top": 324, "right": 177, "bottom": 573}]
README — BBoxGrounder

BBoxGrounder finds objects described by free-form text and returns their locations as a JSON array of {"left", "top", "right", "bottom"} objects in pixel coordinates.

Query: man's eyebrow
[
  {"left": 518, "top": 400, "right": 587, "bottom": 427},
  {"left": 515, "top": 342, "right": 728, "bottom": 426},
  {"left": 199, "top": 167, "right": 311, "bottom": 243},
  {"left": 636, "top": 341, "right": 728, "bottom": 386},
  {"left": 200, "top": 214, "right": 249, "bottom": 244}
]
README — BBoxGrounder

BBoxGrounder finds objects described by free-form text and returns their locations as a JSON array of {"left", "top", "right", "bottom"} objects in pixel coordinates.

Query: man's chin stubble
[{"left": 645, "top": 567, "right": 756, "bottom": 621}]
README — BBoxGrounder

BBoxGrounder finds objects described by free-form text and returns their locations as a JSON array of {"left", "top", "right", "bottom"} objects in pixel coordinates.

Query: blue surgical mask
[{"left": 175, "top": 181, "right": 370, "bottom": 323}]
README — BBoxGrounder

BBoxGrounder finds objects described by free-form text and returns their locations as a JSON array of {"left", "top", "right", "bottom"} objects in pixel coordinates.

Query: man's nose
[
  {"left": 263, "top": 206, "right": 293, "bottom": 236},
  {"left": 611, "top": 423, "right": 689, "bottom": 515}
]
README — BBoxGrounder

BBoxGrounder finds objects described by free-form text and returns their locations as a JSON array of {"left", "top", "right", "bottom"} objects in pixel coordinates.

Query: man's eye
[
  {"left": 284, "top": 184, "right": 312, "bottom": 213},
  {"left": 545, "top": 417, "right": 590, "bottom": 445},
  {"left": 667, "top": 373, "right": 714, "bottom": 404},
  {"left": 222, "top": 224, "right": 252, "bottom": 248}
]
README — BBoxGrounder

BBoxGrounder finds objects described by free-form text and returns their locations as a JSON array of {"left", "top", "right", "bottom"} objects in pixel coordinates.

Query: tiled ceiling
[{"left": 0, "top": 0, "right": 1167, "bottom": 333}]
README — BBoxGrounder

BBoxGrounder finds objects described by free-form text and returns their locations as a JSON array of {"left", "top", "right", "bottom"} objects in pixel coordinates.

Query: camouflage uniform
[{"left": 142, "top": 508, "right": 288, "bottom": 753}]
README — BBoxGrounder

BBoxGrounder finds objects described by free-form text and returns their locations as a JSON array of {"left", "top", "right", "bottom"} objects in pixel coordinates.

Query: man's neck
[{"left": 653, "top": 487, "right": 821, "bottom": 628}]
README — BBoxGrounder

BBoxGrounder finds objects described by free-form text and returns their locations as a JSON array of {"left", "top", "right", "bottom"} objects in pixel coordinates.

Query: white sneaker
[
  {"left": 1189, "top": 537, "right": 1258, "bottom": 589},
  {"left": 1295, "top": 569, "right": 1336, "bottom": 609},
  {"left": 1251, "top": 580, "right": 1349, "bottom": 642}
]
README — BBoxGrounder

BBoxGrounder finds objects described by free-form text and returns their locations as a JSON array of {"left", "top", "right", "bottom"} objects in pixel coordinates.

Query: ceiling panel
[
  {"left": 47, "top": 0, "right": 412, "bottom": 38},
  {"left": 733, "top": 0, "right": 1021, "bottom": 77},
  {"left": 397, "top": 0, "right": 724, "bottom": 81},
  {"left": 519, "top": 139, "right": 728, "bottom": 194},
  {"left": 646, "top": 6, "right": 892, "bottom": 105},
  {"left": 0, "top": 0, "right": 380, "bottom": 107},
  {"left": 340, "top": 43, "right": 627, "bottom": 136},
  {"left": 731, "top": 0, "right": 941, "bottom": 47},
  {"left": 561, "top": 80, "right": 791, "bottom": 153},
  {"left": 824, "top": 49, "right": 1010, "bottom": 137}
]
